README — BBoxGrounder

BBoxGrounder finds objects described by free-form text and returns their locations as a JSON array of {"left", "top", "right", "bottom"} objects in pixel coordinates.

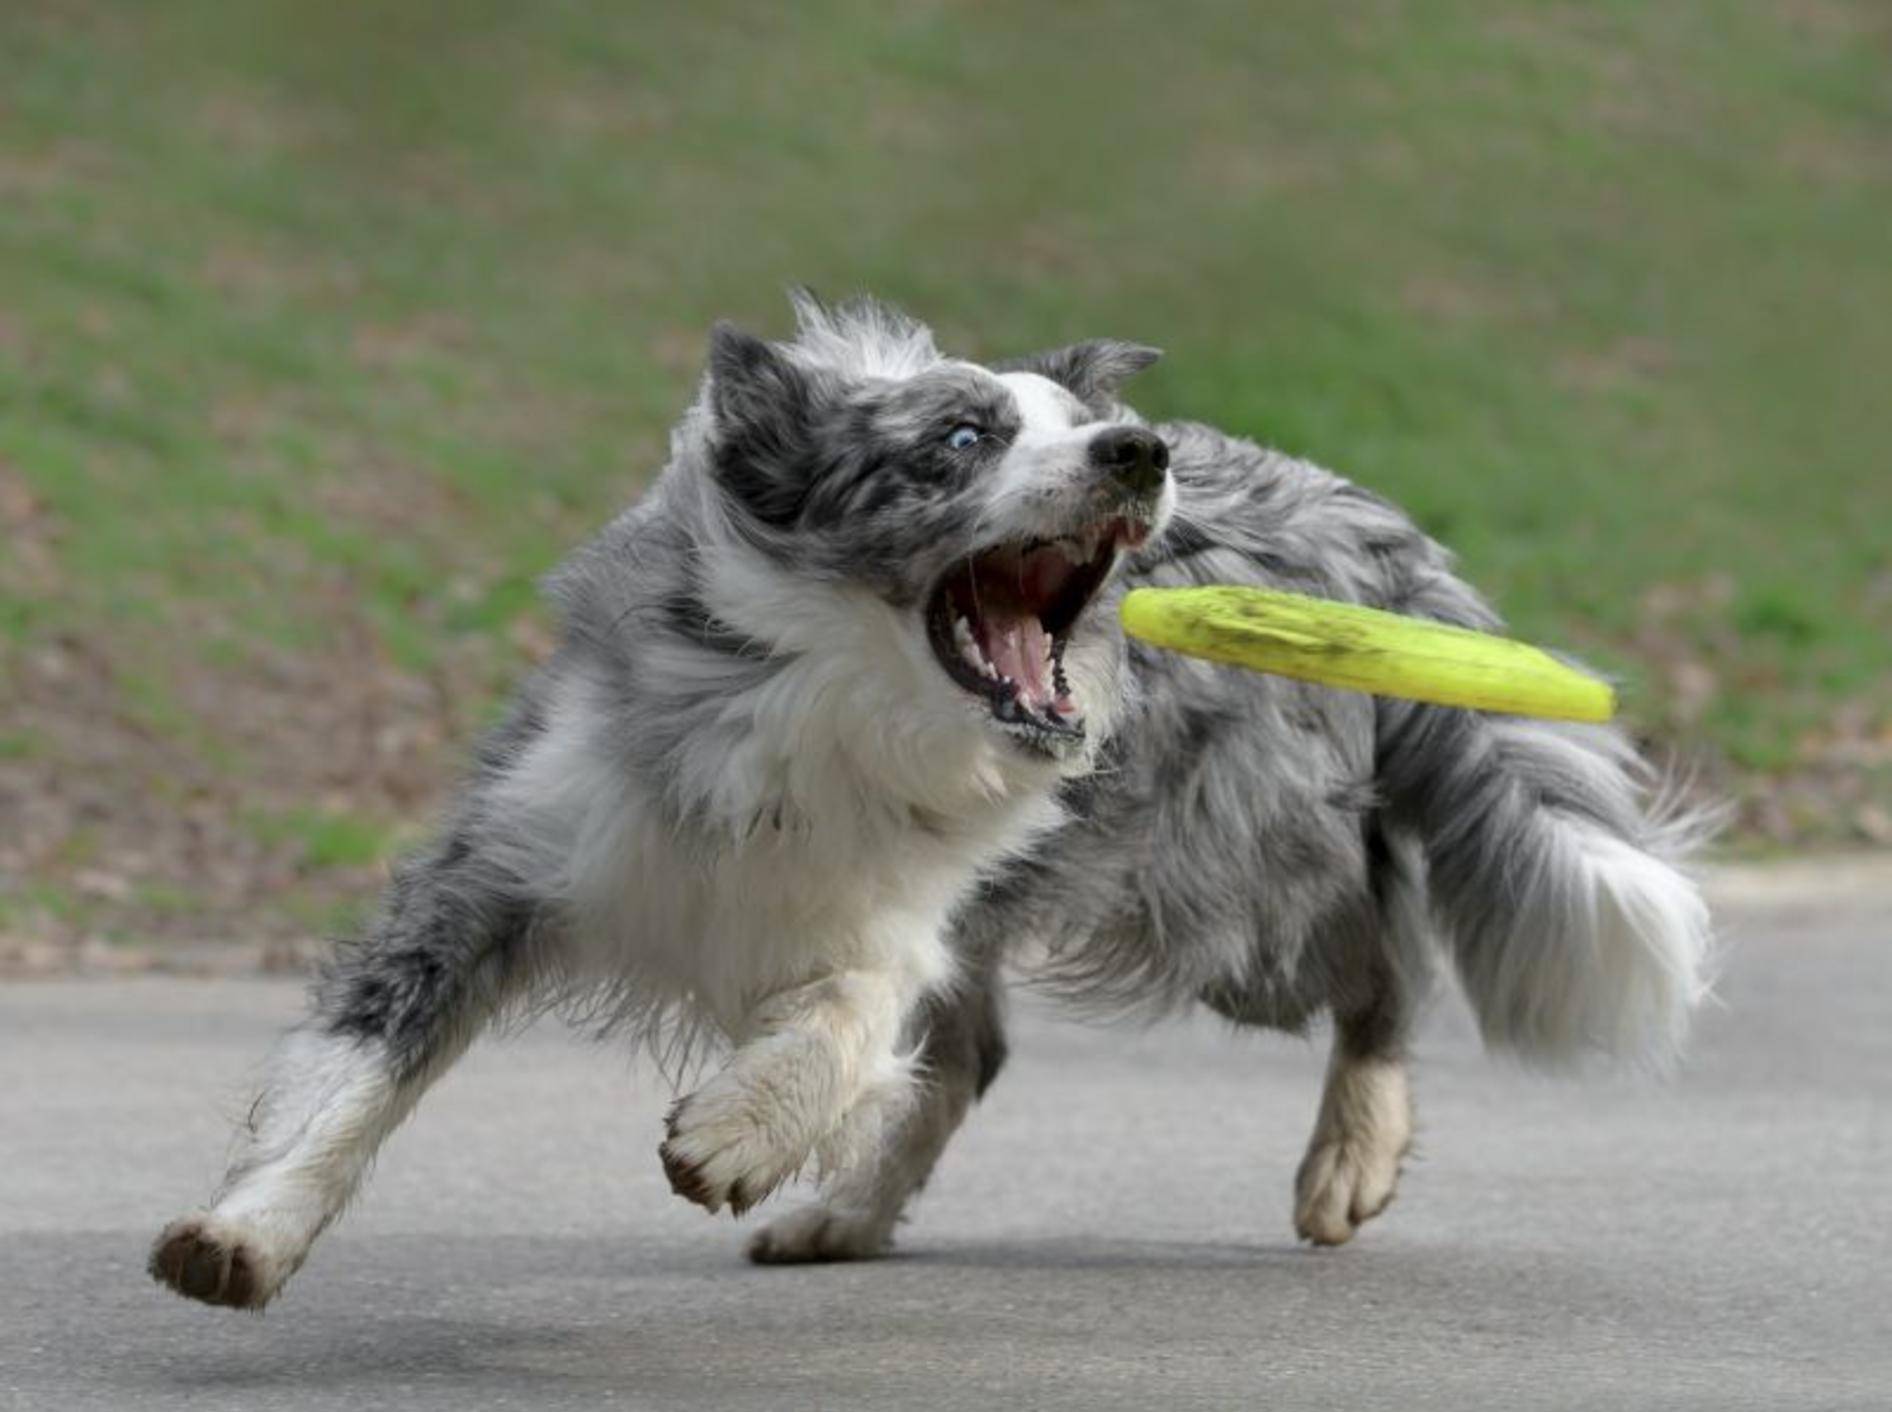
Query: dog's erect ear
[
  {"left": 706, "top": 322, "right": 817, "bottom": 526},
  {"left": 708, "top": 322, "right": 809, "bottom": 441},
  {"left": 1002, "top": 339, "right": 1162, "bottom": 409}
]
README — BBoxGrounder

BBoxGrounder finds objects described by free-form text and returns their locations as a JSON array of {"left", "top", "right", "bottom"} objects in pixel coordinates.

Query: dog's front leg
[
  {"left": 149, "top": 835, "right": 541, "bottom": 1308},
  {"left": 660, "top": 968, "right": 918, "bottom": 1216},
  {"left": 749, "top": 958, "right": 1008, "bottom": 1263}
]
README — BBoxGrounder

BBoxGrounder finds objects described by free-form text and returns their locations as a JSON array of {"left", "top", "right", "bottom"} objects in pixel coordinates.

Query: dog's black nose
[{"left": 1089, "top": 426, "right": 1170, "bottom": 494}]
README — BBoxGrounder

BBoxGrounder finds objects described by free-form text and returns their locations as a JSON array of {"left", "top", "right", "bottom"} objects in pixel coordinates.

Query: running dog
[{"left": 151, "top": 294, "right": 1711, "bottom": 1306}]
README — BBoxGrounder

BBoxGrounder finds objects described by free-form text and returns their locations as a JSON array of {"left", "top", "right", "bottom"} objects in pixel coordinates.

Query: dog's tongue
[
  {"left": 967, "top": 542, "right": 1085, "bottom": 713},
  {"left": 977, "top": 608, "right": 1055, "bottom": 707}
]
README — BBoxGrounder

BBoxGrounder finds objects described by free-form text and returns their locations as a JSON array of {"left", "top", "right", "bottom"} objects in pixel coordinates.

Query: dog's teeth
[{"left": 953, "top": 615, "right": 992, "bottom": 675}]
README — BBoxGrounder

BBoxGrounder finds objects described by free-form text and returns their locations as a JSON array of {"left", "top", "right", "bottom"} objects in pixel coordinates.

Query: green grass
[
  {"left": 247, "top": 807, "right": 395, "bottom": 873},
  {"left": 3, "top": 0, "right": 1890, "bottom": 895},
  {"left": 0, "top": 878, "right": 86, "bottom": 932},
  {"left": 0, "top": 731, "right": 42, "bottom": 761}
]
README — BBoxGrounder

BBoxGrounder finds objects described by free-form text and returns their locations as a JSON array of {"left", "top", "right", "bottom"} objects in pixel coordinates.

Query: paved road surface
[{"left": 3, "top": 880, "right": 1888, "bottom": 1410}]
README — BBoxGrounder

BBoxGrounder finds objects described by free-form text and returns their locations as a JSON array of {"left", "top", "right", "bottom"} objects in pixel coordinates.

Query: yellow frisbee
[{"left": 1119, "top": 585, "right": 1615, "bottom": 724}]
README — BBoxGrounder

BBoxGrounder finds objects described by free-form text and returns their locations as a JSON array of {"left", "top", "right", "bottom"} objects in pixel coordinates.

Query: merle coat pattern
[{"left": 151, "top": 296, "right": 1711, "bottom": 1305}]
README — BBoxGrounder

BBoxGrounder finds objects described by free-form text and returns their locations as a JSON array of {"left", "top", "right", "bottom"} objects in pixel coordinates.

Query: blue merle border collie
[{"left": 151, "top": 293, "right": 1712, "bottom": 1307}]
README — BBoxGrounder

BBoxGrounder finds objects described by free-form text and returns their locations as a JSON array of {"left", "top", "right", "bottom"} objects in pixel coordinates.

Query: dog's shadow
[
  {"left": 69, "top": 1227, "right": 1648, "bottom": 1403},
  {"left": 861, "top": 1234, "right": 1312, "bottom": 1274}
]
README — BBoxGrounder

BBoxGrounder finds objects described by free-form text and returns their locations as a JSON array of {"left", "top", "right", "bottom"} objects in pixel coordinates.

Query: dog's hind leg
[
  {"left": 1292, "top": 834, "right": 1428, "bottom": 1247},
  {"left": 150, "top": 835, "right": 544, "bottom": 1308},
  {"left": 1292, "top": 994, "right": 1414, "bottom": 1247},
  {"left": 746, "top": 963, "right": 1006, "bottom": 1263},
  {"left": 1203, "top": 953, "right": 1415, "bottom": 1247}
]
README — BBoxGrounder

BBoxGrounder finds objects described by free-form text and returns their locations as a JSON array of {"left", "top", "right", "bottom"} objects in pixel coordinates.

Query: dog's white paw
[
  {"left": 1293, "top": 1133, "right": 1406, "bottom": 1245},
  {"left": 148, "top": 1213, "right": 302, "bottom": 1310},
  {"left": 660, "top": 1075, "right": 811, "bottom": 1217},
  {"left": 746, "top": 1203, "right": 894, "bottom": 1264},
  {"left": 1293, "top": 1057, "right": 1413, "bottom": 1247}
]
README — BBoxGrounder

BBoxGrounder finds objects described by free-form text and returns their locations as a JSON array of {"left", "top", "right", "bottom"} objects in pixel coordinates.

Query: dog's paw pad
[
  {"left": 747, "top": 1204, "right": 892, "bottom": 1265},
  {"left": 1293, "top": 1137, "right": 1404, "bottom": 1247},
  {"left": 149, "top": 1217, "right": 270, "bottom": 1309}
]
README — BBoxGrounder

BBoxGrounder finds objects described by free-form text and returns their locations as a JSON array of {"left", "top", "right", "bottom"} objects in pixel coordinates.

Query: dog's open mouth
[{"left": 925, "top": 516, "right": 1150, "bottom": 738}]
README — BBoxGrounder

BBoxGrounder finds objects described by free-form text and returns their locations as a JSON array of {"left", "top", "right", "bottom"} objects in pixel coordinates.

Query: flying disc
[{"left": 1119, "top": 585, "right": 1615, "bottom": 723}]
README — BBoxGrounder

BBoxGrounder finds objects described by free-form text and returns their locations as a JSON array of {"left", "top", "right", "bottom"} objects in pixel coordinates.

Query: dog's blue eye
[{"left": 945, "top": 424, "right": 982, "bottom": 451}]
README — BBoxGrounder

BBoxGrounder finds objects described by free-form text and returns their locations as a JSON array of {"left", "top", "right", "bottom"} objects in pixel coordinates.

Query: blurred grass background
[{"left": 2, "top": 0, "right": 1889, "bottom": 954}]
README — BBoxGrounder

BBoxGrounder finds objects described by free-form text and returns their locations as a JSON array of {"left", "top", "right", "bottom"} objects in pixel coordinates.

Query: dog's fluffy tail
[
  {"left": 1379, "top": 700, "right": 1715, "bottom": 1066},
  {"left": 1373, "top": 591, "right": 1716, "bottom": 1067}
]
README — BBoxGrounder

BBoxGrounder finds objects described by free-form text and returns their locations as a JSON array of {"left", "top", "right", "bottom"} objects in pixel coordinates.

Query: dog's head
[{"left": 695, "top": 292, "right": 1171, "bottom": 764}]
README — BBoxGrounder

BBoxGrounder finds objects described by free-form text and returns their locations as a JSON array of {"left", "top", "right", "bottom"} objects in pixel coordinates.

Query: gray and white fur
[{"left": 151, "top": 295, "right": 1712, "bottom": 1306}]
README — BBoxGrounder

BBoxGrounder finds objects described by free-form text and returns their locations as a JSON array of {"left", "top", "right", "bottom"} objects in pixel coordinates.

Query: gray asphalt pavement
[{"left": 3, "top": 879, "right": 1888, "bottom": 1411}]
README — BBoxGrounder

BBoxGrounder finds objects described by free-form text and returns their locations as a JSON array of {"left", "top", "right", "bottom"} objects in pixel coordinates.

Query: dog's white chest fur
[{"left": 492, "top": 653, "right": 1062, "bottom": 1041}]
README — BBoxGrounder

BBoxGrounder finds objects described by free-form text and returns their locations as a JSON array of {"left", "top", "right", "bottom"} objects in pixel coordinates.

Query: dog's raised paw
[
  {"left": 658, "top": 1132, "right": 722, "bottom": 1211},
  {"left": 659, "top": 1086, "right": 803, "bottom": 1217},
  {"left": 149, "top": 1216, "right": 274, "bottom": 1309},
  {"left": 747, "top": 1204, "right": 893, "bottom": 1265}
]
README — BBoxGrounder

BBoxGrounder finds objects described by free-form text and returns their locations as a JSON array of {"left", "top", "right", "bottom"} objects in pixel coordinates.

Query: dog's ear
[
  {"left": 705, "top": 322, "right": 817, "bottom": 526},
  {"left": 1002, "top": 339, "right": 1162, "bottom": 410},
  {"left": 708, "top": 322, "right": 810, "bottom": 443}
]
